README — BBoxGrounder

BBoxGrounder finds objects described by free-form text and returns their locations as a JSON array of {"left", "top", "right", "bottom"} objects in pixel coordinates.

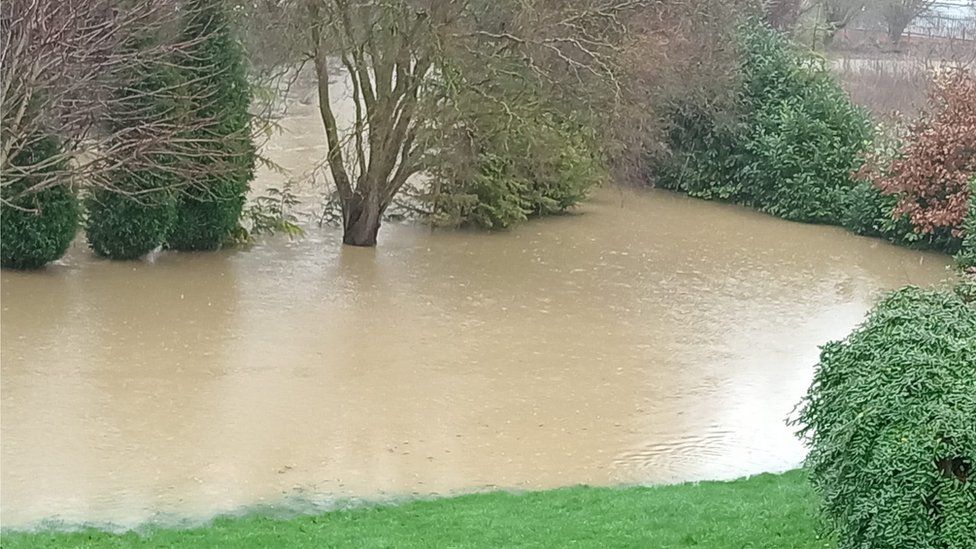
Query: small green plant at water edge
[
  {"left": 242, "top": 185, "right": 305, "bottom": 240},
  {"left": 1, "top": 135, "right": 79, "bottom": 269},
  {"left": 794, "top": 287, "right": 976, "bottom": 549}
]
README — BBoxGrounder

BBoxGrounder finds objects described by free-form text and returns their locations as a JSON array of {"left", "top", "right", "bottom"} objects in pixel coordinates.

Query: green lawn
[{"left": 2, "top": 470, "right": 827, "bottom": 548}]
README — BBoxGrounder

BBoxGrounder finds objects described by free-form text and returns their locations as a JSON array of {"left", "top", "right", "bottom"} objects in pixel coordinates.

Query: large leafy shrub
[
  {"left": 1, "top": 135, "right": 79, "bottom": 269},
  {"left": 739, "top": 23, "right": 871, "bottom": 222},
  {"left": 795, "top": 287, "right": 976, "bottom": 549},
  {"left": 654, "top": 21, "right": 871, "bottom": 224},
  {"left": 166, "top": 0, "right": 255, "bottom": 251},
  {"left": 858, "top": 69, "right": 975, "bottom": 241},
  {"left": 955, "top": 178, "right": 976, "bottom": 273},
  {"left": 85, "top": 39, "right": 181, "bottom": 259},
  {"left": 424, "top": 65, "right": 605, "bottom": 230},
  {"left": 433, "top": 118, "right": 602, "bottom": 230}
]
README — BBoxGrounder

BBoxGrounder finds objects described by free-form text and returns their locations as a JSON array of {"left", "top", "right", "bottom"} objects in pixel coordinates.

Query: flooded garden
[
  {"left": 0, "top": 176, "right": 951, "bottom": 527},
  {"left": 2, "top": 1, "right": 973, "bottom": 547}
]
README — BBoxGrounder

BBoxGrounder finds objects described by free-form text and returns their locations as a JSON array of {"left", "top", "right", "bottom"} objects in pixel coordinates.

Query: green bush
[
  {"left": 795, "top": 287, "right": 976, "bottom": 549},
  {"left": 429, "top": 112, "right": 604, "bottom": 230},
  {"left": 841, "top": 181, "right": 916, "bottom": 244},
  {"left": 84, "top": 38, "right": 182, "bottom": 260},
  {"left": 655, "top": 102, "right": 745, "bottom": 200},
  {"left": 654, "top": 21, "right": 871, "bottom": 224},
  {"left": 167, "top": 0, "right": 255, "bottom": 251},
  {"left": 954, "top": 179, "right": 975, "bottom": 272},
  {"left": 738, "top": 23, "right": 871, "bottom": 222},
  {"left": 85, "top": 185, "right": 176, "bottom": 260},
  {"left": 1, "top": 135, "right": 79, "bottom": 269}
]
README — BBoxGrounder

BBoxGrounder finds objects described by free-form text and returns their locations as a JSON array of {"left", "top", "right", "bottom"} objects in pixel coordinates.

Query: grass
[{"left": 1, "top": 470, "right": 827, "bottom": 549}]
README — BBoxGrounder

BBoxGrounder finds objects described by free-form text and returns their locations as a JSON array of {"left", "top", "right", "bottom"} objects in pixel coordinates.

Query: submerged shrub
[
  {"left": 85, "top": 38, "right": 181, "bottom": 260},
  {"left": 425, "top": 72, "right": 605, "bottom": 230},
  {"left": 795, "top": 287, "right": 976, "bottom": 549},
  {"left": 842, "top": 181, "right": 908, "bottom": 241},
  {"left": 1, "top": 135, "right": 79, "bottom": 269},
  {"left": 167, "top": 0, "right": 255, "bottom": 251},
  {"left": 842, "top": 123, "right": 915, "bottom": 243},
  {"left": 85, "top": 185, "right": 177, "bottom": 260},
  {"left": 655, "top": 101, "right": 746, "bottom": 200}
]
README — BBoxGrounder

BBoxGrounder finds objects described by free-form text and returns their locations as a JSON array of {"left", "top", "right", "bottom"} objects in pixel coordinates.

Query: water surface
[{"left": 0, "top": 184, "right": 951, "bottom": 528}]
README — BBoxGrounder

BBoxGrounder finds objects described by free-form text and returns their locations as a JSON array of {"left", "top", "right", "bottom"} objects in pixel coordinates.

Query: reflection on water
[{"left": 0, "top": 183, "right": 952, "bottom": 529}]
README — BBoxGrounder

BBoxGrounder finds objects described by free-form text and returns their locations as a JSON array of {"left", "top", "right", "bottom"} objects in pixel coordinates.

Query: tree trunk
[
  {"left": 886, "top": 17, "right": 910, "bottom": 49},
  {"left": 823, "top": 28, "right": 838, "bottom": 48},
  {"left": 341, "top": 194, "right": 383, "bottom": 247}
]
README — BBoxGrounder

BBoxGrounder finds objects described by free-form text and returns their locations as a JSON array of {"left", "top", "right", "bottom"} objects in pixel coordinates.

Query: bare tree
[
  {"left": 875, "top": 0, "right": 937, "bottom": 47},
  {"left": 818, "top": 0, "right": 867, "bottom": 45},
  {"left": 1, "top": 0, "right": 237, "bottom": 209},
  {"left": 302, "top": 0, "right": 711, "bottom": 246}
]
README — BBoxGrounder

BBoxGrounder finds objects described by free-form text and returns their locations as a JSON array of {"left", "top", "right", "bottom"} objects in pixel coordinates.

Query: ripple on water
[{"left": 0, "top": 186, "right": 953, "bottom": 528}]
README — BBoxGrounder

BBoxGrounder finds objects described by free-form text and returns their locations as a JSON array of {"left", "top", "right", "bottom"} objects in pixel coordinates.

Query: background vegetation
[{"left": 654, "top": 20, "right": 871, "bottom": 224}]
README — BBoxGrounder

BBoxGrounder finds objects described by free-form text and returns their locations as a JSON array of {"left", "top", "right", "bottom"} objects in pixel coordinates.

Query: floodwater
[
  {"left": 0, "top": 187, "right": 952, "bottom": 529},
  {"left": 0, "top": 97, "right": 955, "bottom": 529}
]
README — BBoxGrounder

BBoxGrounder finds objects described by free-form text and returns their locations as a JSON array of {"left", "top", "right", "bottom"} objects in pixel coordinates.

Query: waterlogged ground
[{"left": 0, "top": 182, "right": 952, "bottom": 529}]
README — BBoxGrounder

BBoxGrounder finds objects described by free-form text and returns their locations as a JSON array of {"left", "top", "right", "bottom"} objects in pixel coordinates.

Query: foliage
[
  {"left": 858, "top": 69, "right": 975, "bottom": 241},
  {"left": 2, "top": 471, "right": 823, "bottom": 549},
  {"left": 654, "top": 100, "right": 746, "bottom": 201},
  {"left": 167, "top": 0, "right": 255, "bottom": 251},
  {"left": 243, "top": 185, "right": 305, "bottom": 239},
  {"left": 654, "top": 21, "right": 871, "bottom": 224},
  {"left": 426, "top": 103, "right": 605, "bottom": 229},
  {"left": 1, "top": 135, "right": 79, "bottom": 269},
  {"left": 795, "top": 287, "right": 976, "bottom": 549},
  {"left": 85, "top": 187, "right": 177, "bottom": 260},
  {"left": 841, "top": 181, "right": 914, "bottom": 242},
  {"left": 955, "top": 178, "right": 976, "bottom": 273},
  {"left": 84, "top": 38, "right": 182, "bottom": 260},
  {"left": 841, "top": 124, "right": 916, "bottom": 243},
  {"left": 737, "top": 22, "right": 872, "bottom": 223}
]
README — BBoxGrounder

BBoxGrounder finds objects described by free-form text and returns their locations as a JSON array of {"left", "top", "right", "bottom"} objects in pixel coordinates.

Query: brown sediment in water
[
  {"left": 0, "top": 184, "right": 951, "bottom": 528},
  {"left": 0, "top": 95, "right": 955, "bottom": 528}
]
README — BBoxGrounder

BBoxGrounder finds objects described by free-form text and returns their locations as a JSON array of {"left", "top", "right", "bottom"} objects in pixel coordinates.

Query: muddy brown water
[
  {"left": 0, "top": 185, "right": 952, "bottom": 529},
  {"left": 0, "top": 97, "right": 956, "bottom": 528}
]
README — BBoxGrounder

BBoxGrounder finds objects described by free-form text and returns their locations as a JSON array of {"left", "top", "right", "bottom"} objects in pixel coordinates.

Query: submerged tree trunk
[{"left": 341, "top": 194, "right": 384, "bottom": 247}]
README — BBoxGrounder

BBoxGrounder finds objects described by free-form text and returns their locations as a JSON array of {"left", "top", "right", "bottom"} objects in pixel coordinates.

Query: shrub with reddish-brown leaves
[{"left": 860, "top": 69, "right": 976, "bottom": 237}]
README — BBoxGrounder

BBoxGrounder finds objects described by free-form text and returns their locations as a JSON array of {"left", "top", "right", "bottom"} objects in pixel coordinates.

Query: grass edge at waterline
[{"left": 1, "top": 470, "right": 827, "bottom": 548}]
